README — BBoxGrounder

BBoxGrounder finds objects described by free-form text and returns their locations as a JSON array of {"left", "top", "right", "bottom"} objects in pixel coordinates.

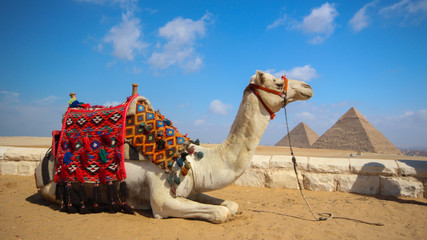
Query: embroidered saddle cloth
[
  {"left": 54, "top": 95, "right": 190, "bottom": 184},
  {"left": 124, "top": 99, "right": 189, "bottom": 168}
]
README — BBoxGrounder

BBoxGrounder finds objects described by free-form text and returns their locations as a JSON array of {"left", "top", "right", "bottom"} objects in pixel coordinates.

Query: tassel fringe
[
  {"left": 93, "top": 182, "right": 101, "bottom": 213},
  {"left": 107, "top": 182, "right": 121, "bottom": 213},
  {"left": 55, "top": 180, "right": 134, "bottom": 214},
  {"left": 65, "top": 182, "right": 78, "bottom": 213},
  {"left": 122, "top": 202, "right": 134, "bottom": 214},
  {"left": 56, "top": 182, "right": 67, "bottom": 212},
  {"left": 78, "top": 183, "right": 90, "bottom": 214},
  {"left": 119, "top": 181, "right": 134, "bottom": 214}
]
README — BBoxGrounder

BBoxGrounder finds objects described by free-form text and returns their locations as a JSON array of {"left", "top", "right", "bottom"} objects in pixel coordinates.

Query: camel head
[{"left": 248, "top": 70, "right": 313, "bottom": 117}]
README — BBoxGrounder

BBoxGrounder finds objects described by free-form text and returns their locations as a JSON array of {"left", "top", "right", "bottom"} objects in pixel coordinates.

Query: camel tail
[
  {"left": 35, "top": 131, "right": 60, "bottom": 188},
  {"left": 35, "top": 148, "right": 56, "bottom": 188}
]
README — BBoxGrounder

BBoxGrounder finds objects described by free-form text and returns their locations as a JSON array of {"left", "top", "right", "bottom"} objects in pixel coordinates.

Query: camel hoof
[
  {"left": 211, "top": 206, "right": 231, "bottom": 224},
  {"left": 223, "top": 200, "right": 239, "bottom": 216}
]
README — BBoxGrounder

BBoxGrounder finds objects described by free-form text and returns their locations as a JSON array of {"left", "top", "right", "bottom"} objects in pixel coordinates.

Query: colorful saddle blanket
[
  {"left": 124, "top": 99, "right": 189, "bottom": 169},
  {"left": 54, "top": 95, "right": 190, "bottom": 184}
]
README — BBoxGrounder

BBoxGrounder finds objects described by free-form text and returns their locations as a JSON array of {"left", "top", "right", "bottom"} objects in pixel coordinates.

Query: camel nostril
[{"left": 304, "top": 84, "right": 312, "bottom": 89}]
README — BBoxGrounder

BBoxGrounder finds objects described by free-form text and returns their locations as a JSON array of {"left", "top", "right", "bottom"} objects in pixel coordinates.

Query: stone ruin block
[
  {"left": 303, "top": 172, "right": 336, "bottom": 192},
  {"left": 380, "top": 176, "right": 423, "bottom": 198},
  {"left": 336, "top": 174, "right": 380, "bottom": 195},
  {"left": 265, "top": 169, "right": 302, "bottom": 189},
  {"left": 235, "top": 169, "right": 265, "bottom": 187}
]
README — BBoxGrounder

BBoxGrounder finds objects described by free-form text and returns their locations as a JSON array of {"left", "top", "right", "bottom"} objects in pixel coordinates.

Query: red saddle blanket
[
  {"left": 54, "top": 95, "right": 190, "bottom": 184},
  {"left": 54, "top": 96, "right": 136, "bottom": 184}
]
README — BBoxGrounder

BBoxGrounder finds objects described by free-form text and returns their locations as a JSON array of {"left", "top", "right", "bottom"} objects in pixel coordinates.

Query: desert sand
[
  {"left": 1, "top": 137, "right": 426, "bottom": 239},
  {"left": 0, "top": 175, "right": 426, "bottom": 240}
]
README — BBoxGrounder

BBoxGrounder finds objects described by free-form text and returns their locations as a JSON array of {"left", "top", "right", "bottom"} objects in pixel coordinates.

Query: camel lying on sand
[{"left": 36, "top": 70, "right": 313, "bottom": 223}]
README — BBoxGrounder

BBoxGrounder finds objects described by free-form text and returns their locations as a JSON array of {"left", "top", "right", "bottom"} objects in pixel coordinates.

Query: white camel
[{"left": 37, "top": 70, "right": 313, "bottom": 223}]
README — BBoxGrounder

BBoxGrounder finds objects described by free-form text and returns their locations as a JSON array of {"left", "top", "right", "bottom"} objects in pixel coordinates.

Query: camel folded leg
[
  {"left": 151, "top": 196, "right": 232, "bottom": 223},
  {"left": 189, "top": 193, "right": 240, "bottom": 216}
]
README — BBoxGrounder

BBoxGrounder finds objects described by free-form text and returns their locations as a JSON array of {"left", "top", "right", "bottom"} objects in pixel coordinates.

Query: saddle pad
[
  {"left": 124, "top": 99, "right": 190, "bottom": 169},
  {"left": 54, "top": 96, "right": 137, "bottom": 184}
]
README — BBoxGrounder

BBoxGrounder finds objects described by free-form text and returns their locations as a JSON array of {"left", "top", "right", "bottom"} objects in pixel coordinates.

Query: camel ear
[{"left": 255, "top": 70, "right": 265, "bottom": 84}]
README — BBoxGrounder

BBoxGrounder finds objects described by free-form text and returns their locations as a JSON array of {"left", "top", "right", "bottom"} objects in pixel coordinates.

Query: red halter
[{"left": 248, "top": 75, "right": 288, "bottom": 119}]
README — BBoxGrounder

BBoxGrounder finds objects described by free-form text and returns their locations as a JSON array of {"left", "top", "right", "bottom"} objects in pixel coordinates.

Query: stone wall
[
  {"left": 0, "top": 147, "right": 48, "bottom": 176},
  {"left": 1, "top": 146, "right": 426, "bottom": 198},
  {"left": 235, "top": 155, "right": 427, "bottom": 198}
]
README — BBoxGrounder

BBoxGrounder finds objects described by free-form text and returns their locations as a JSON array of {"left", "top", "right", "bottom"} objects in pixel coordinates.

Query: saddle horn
[{"left": 132, "top": 83, "right": 138, "bottom": 96}]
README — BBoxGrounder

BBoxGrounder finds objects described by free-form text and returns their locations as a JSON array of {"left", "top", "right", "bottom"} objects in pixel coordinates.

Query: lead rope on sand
[{"left": 283, "top": 107, "right": 384, "bottom": 226}]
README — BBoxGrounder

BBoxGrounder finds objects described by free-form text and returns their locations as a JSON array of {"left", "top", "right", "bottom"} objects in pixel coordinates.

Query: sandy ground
[{"left": 0, "top": 175, "right": 426, "bottom": 240}]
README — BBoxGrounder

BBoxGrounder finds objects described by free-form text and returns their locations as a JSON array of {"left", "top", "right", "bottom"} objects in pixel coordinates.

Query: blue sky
[{"left": 1, "top": 0, "right": 426, "bottom": 148}]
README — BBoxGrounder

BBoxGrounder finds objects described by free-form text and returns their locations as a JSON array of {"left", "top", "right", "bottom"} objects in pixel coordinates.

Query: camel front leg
[
  {"left": 150, "top": 196, "right": 232, "bottom": 223},
  {"left": 190, "top": 193, "right": 240, "bottom": 216}
]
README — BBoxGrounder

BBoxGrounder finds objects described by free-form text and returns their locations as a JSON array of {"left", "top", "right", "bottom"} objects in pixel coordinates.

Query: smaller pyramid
[
  {"left": 311, "top": 107, "right": 402, "bottom": 155},
  {"left": 275, "top": 122, "right": 319, "bottom": 148}
]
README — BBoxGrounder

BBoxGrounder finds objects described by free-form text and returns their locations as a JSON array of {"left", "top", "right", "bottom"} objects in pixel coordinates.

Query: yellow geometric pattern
[{"left": 124, "top": 99, "right": 189, "bottom": 169}]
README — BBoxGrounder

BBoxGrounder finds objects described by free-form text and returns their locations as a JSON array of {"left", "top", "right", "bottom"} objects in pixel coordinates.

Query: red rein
[{"left": 248, "top": 75, "right": 288, "bottom": 120}]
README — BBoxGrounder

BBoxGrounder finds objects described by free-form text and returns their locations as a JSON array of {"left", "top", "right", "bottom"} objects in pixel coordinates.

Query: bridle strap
[
  {"left": 248, "top": 75, "right": 288, "bottom": 120},
  {"left": 248, "top": 84, "right": 285, "bottom": 98},
  {"left": 249, "top": 85, "right": 277, "bottom": 119}
]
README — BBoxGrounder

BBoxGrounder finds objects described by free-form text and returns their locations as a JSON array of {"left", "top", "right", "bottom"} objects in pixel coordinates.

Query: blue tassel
[
  {"left": 176, "top": 158, "right": 184, "bottom": 167},
  {"left": 64, "top": 152, "right": 72, "bottom": 165}
]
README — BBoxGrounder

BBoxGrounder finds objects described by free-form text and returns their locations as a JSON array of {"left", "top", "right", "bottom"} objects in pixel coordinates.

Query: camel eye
[{"left": 275, "top": 83, "right": 284, "bottom": 89}]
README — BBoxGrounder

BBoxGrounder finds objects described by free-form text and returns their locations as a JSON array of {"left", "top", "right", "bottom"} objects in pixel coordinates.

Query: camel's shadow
[
  {"left": 25, "top": 191, "right": 154, "bottom": 217},
  {"left": 26, "top": 191, "right": 57, "bottom": 210}
]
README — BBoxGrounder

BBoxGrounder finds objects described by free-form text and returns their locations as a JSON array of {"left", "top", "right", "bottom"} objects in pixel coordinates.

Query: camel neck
[
  {"left": 216, "top": 90, "right": 270, "bottom": 176},
  {"left": 191, "top": 89, "right": 271, "bottom": 192}
]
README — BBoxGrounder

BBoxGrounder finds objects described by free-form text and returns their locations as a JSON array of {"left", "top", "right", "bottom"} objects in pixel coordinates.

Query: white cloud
[
  {"left": 74, "top": 0, "right": 106, "bottom": 4},
  {"left": 104, "top": 11, "right": 149, "bottom": 61},
  {"left": 349, "top": 1, "right": 378, "bottom": 32},
  {"left": 106, "top": 60, "right": 117, "bottom": 68},
  {"left": 266, "top": 65, "right": 318, "bottom": 81},
  {"left": 103, "top": 101, "right": 121, "bottom": 107},
  {"left": 194, "top": 119, "right": 207, "bottom": 126},
  {"left": 295, "top": 111, "right": 315, "bottom": 120},
  {"left": 97, "top": 43, "right": 104, "bottom": 52},
  {"left": 371, "top": 108, "right": 427, "bottom": 148},
  {"left": 0, "top": 90, "right": 20, "bottom": 97},
  {"left": 35, "top": 95, "right": 60, "bottom": 104},
  {"left": 379, "top": 0, "right": 427, "bottom": 24},
  {"left": 132, "top": 65, "right": 142, "bottom": 74},
  {"left": 75, "top": 0, "right": 137, "bottom": 9},
  {"left": 176, "top": 102, "right": 190, "bottom": 109},
  {"left": 209, "top": 99, "right": 232, "bottom": 115},
  {"left": 293, "top": 3, "right": 339, "bottom": 44},
  {"left": 267, "top": 15, "right": 287, "bottom": 30},
  {"left": 0, "top": 93, "right": 65, "bottom": 137},
  {"left": 148, "top": 13, "right": 212, "bottom": 72}
]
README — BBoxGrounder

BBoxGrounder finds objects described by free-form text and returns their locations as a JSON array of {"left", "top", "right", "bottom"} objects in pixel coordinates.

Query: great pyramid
[
  {"left": 275, "top": 122, "right": 319, "bottom": 148},
  {"left": 311, "top": 107, "right": 402, "bottom": 155}
]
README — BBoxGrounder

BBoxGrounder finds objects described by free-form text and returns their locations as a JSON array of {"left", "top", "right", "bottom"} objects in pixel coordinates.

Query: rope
[
  {"left": 282, "top": 107, "right": 384, "bottom": 226},
  {"left": 284, "top": 107, "right": 331, "bottom": 221}
]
